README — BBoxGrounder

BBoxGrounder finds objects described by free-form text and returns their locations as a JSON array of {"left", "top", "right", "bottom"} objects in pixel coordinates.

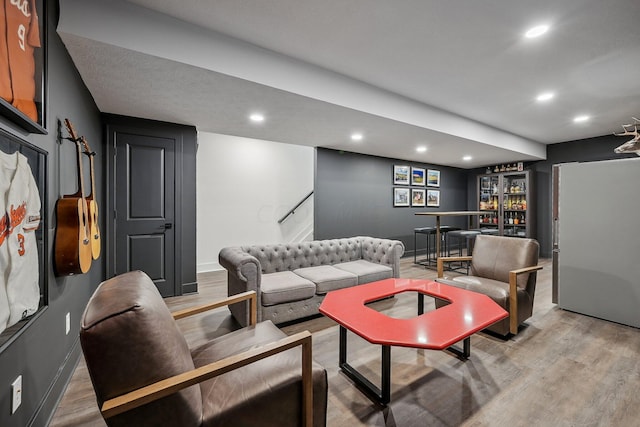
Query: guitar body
[
  {"left": 54, "top": 197, "right": 92, "bottom": 275},
  {"left": 54, "top": 118, "right": 93, "bottom": 276},
  {"left": 86, "top": 197, "right": 101, "bottom": 259}
]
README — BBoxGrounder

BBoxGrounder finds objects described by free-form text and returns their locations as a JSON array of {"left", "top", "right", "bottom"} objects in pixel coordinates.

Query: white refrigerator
[{"left": 552, "top": 158, "right": 640, "bottom": 328}]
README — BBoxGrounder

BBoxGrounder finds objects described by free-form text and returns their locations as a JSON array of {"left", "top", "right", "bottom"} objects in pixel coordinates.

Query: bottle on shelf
[{"left": 508, "top": 212, "right": 514, "bottom": 224}]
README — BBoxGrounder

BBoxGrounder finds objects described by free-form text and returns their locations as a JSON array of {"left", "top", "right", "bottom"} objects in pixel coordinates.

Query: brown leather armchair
[
  {"left": 436, "top": 235, "right": 542, "bottom": 335},
  {"left": 80, "top": 271, "right": 327, "bottom": 427}
]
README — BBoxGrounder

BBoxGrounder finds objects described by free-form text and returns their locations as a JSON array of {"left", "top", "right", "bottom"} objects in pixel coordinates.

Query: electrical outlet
[
  {"left": 65, "top": 312, "right": 70, "bottom": 335},
  {"left": 11, "top": 375, "right": 22, "bottom": 414}
]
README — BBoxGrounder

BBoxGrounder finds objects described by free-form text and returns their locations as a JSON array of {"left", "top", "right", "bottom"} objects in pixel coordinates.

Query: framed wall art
[
  {"left": 393, "top": 165, "right": 410, "bottom": 185},
  {"left": 411, "top": 188, "right": 426, "bottom": 207},
  {"left": 427, "top": 169, "right": 440, "bottom": 187},
  {"left": 0, "top": 0, "right": 47, "bottom": 134},
  {"left": 427, "top": 189, "right": 440, "bottom": 207},
  {"left": 393, "top": 187, "right": 410, "bottom": 207},
  {"left": 411, "top": 167, "right": 425, "bottom": 186}
]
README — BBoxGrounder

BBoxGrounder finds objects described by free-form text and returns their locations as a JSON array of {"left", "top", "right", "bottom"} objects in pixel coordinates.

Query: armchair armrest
[
  {"left": 508, "top": 265, "right": 543, "bottom": 334},
  {"left": 172, "top": 290, "right": 257, "bottom": 325},
  {"left": 101, "top": 330, "right": 314, "bottom": 427},
  {"left": 437, "top": 256, "right": 473, "bottom": 278}
]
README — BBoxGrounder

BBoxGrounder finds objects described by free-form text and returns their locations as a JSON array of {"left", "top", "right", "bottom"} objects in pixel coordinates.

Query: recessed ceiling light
[
  {"left": 462, "top": 155, "right": 472, "bottom": 161},
  {"left": 536, "top": 92, "right": 555, "bottom": 102},
  {"left": 249, "top": 113, "right": 265, "bottom": 123},
  {"left": 351, "top": 133, "right": 363, "bottom": 141},
  {"left": 525, "top": 24, "right": 549, "bottom": 39},
  {"left": 573, "top": 115, "right": 590, "bottom": 123},
  {"left": 416, "top": 146, "right": 427, "bottom": 153}
]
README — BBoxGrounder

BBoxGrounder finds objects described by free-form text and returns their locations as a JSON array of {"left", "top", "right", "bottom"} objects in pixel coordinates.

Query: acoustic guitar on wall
[
  {"left": 80, "top": 136, "right": 101, "bottom": 260},
  {"left": 54, "top": 119, "right": 92, "bottom": 275}
]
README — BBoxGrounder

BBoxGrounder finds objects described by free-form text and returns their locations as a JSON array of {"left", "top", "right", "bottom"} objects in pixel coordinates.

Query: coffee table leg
[
  {"left": 338, "top": 325, "right": 392, "bottom": 405},
  {"left": 417, "top": 293, "right": 424, "bottom": 315},
  {"left": 446, "top": 336, "right": 471, "bottom": 359}
]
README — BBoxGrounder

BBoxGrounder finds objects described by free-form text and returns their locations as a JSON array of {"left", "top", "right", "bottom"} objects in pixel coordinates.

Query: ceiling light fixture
[
  {"left": 249, "top": 113, "right": 265, "bottom": 123},
  {"left": 536, "top": 92, "right": 555, "bottom": 102},
  {"left": 351, "top": 133, "right": 363, "bottom": 141},
  {"left": 462, "top": 155, "right": 472, "bottom": 161},
  {"left": 573, "top": 115, "right": 590, "bottom": 123},
  {"left": 525, "top": 24, "right": 549, "bottom": 38},
  {"left": 416, "top": 146, "right": 427, "bottom": 153}
]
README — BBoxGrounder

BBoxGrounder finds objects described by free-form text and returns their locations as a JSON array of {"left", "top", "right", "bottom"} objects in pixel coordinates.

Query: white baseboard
[{"left": 197, "top": 262, "right": 223, "bottom": 273}]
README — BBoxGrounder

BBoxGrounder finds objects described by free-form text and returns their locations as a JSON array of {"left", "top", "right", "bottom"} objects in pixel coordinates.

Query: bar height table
[{"left": 414, "top": 211, "right": 483, "bottom": 262}]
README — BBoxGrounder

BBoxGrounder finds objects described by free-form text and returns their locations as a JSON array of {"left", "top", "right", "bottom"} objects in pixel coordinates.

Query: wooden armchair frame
[
  {"left": 100, "top": 290, "right": 314, "bottom": 427},
  {"left": 437, "top": 256, "right": 543, "bottom": 334}
]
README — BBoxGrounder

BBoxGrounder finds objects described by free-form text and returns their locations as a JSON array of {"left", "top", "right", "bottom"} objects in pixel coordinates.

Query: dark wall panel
[
  {"left": 315, "top": 148, "right": 469, "bottom": 256},
  {"left": 0, "top": 1, "right": 104, "bottom": 426}
]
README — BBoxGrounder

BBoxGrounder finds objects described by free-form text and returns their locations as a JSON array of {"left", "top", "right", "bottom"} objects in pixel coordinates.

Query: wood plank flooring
[{"left": 49, "top": 257, "right": 640, "bottom": 426}]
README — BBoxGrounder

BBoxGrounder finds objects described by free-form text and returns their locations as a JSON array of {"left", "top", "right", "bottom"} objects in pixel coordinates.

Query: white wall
[{"left": 196, "top": 132, "right": 314, "bottom": 272}]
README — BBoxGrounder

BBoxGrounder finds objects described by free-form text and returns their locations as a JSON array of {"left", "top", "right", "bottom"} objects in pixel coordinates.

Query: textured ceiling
[{"left": 57, "top": 0, "right": 640, "bottom": 168}]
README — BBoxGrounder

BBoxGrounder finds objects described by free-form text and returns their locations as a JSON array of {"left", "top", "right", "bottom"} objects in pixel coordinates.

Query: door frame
[{"left": 104, "top": 117, "right": 185, "bottom": 296}]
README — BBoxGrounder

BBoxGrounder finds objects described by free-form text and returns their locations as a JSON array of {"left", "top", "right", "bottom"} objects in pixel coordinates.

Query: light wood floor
[{"left": 49, "top": 257, "right": 640, "bottom": 427}]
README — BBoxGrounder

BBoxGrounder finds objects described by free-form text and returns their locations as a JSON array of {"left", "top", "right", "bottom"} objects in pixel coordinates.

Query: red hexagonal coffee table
[{"left": 319, "top": 278, "right": 508, "bottom": 404}]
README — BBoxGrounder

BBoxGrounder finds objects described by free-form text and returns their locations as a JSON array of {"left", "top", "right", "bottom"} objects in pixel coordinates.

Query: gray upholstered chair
[
  {"left": 79, "top": 270, "right": 327, "bottom": 427},
  {"left": 436, "top": 235, "right": 542, "bottom": 335}
]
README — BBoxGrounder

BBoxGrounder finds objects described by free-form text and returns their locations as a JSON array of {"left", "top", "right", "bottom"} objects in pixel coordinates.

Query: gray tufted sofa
[{"left": 219, "top": 236, "right": 405, "bottom": 326}]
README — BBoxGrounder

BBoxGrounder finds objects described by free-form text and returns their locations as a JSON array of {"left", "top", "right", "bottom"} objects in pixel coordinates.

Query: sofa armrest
[
  {"left": 172, "top": 290, "right": 257, "bottom": 326},
  {"left": 219, "top": 247, "right": 263, "bottom": 326},
  {"left": 101, "top": 330, "right": 314, "bottom": 427},
  {"left": 508, "top": 265, "right": 543, "bottom": 334},
  {"left": 219, "top": 247, "right": 262, "bottom": 290},
  {"left": 358, "top": 236, "right": 405, "bottom": 277}
]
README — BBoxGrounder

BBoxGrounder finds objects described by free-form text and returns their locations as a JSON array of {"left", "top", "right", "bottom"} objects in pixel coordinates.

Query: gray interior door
[{"left": 114, "top": 132, "right": 175, "bottom": 296}]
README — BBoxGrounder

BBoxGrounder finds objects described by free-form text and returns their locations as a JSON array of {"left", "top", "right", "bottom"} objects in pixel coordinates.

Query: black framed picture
[
  {"left": 393, "top": 165, "right": 410, "bottom": 185},
  {"left": 0, "top": 0, "right": 47, "bottom": 134},
  {"left": 411, "top": 188, "right": 426, "bottom": 207},
  {"left": 411, "top": 167, "right": 425, "bottom": 186},
  {"left": 427, "top": 189, "right": 440, "bottom": 207},
  {"left": 393, "top": 187, "right": 410, "bottom": 207},
  {"left": 427, "top": 169, "right": 440, "bottom": 187}
]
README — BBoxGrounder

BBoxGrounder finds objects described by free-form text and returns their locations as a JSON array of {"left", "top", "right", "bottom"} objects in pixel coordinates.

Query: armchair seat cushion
[
  {"left": 192, "top": 321, "right": 328, "bottom": 427},
  {"left": 333, "top": 260, "right": 393, "bottom": 285},
  {"left": 261, "top": 271, "right": 316, "bottom": 306},
  {"left": 293, "top": 265, "right": 358, "bottom": 294}
]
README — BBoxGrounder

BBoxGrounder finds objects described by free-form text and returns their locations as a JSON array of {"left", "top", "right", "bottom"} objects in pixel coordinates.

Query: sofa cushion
[
  {"left": 261, "top": 271, "right": 316, "bottom": 306},
  {"left": 293, "top": 265, "right": 358, "bottom": 294},
  {"left": 333, "top": 260, "right": 393, "bottom": 284},
  {"left": 192, "top": 321, "right": 328, "bottom": 427}
]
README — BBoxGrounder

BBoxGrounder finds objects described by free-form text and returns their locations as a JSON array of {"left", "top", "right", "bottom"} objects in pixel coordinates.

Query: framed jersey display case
[
  {"left": 0, "top": 0, "right": 46, "bottom": 134},
  {"left": 0, "top": 128, "right": 47, "bottom": 350}
]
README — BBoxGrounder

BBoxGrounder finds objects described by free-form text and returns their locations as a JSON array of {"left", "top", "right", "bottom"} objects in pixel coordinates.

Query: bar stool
[
  {"left": 446, "top": 229, "right": 481, "bottom": 274},
  {"left": 414, "top": 227, "right": 436, "bottom": 265}
]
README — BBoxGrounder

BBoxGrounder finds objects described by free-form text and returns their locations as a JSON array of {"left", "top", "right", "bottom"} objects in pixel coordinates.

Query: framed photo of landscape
[
  {"left": 393, "top": 165, "right": 410, "bottom": 185},
  {"left": 427, "top": 169, "right": 440, "bottom": 187},
  {"left": 411, "top": 167, "right": 425, "bottom": 186},
  {"left": 393, "top": 187, "right": 410, "bottom": 207},
  {"left": 0, "top": 0, "right": 47, "bottom": 134},
  {"left": 427, "top": 189, "right": 440, "bottom": 207}
]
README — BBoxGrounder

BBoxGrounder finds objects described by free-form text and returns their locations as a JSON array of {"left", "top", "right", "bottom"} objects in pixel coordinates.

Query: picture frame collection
[{"left": 393, "top": 165, "right": 440, "bottom": 207}]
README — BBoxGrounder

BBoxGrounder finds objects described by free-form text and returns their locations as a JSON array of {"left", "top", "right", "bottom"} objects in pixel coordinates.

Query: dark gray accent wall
[
  {"left": 0, "top": 1, "right": 104, "bottom": 426},
  {"left": 315, "top": 148, "right": 469, "bottom": 255}
]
